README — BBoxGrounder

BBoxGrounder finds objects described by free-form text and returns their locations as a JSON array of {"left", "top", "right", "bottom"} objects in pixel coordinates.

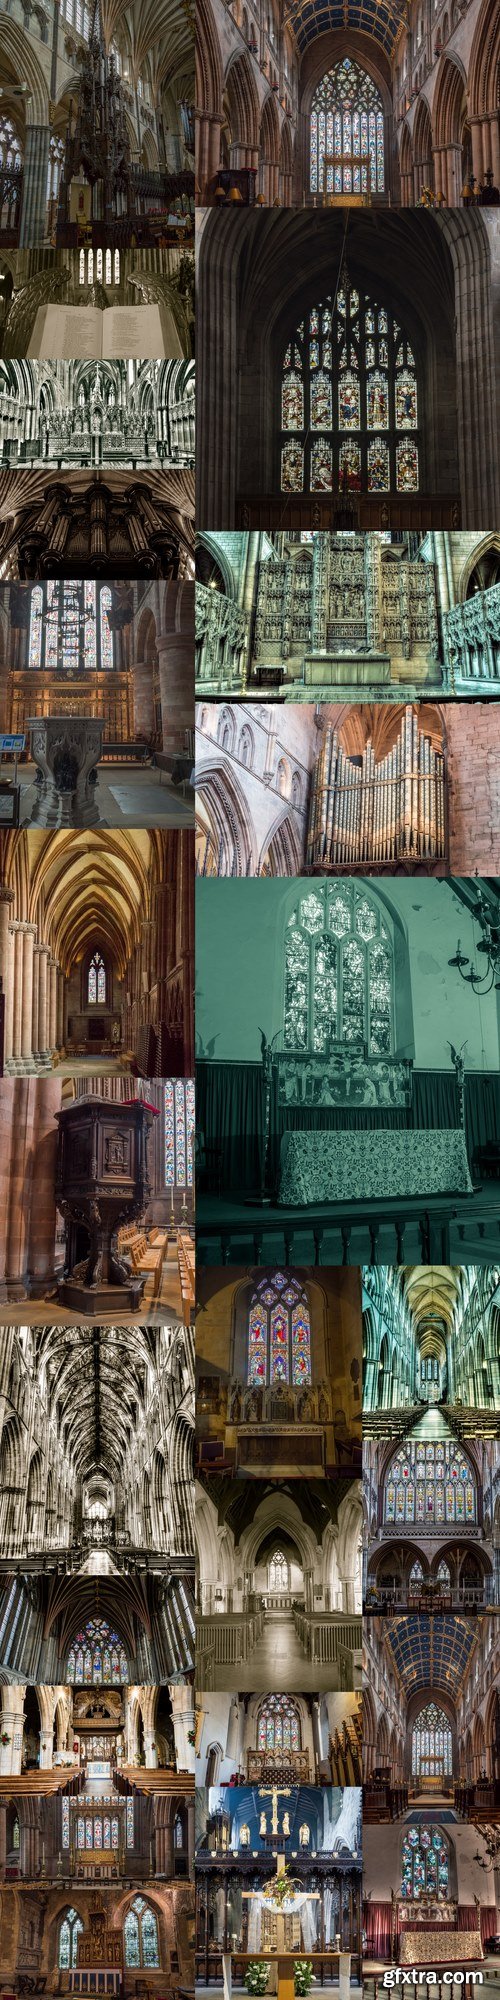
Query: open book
[{"left": 28, "top": 301, "right": 184, "bottom": 360}]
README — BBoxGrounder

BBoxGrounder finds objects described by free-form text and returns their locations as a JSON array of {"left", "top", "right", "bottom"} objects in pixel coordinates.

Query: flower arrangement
[
  {"left": 0, "top": 1733, "right": 11, "bottom": 1746},
  {"left": 262, "top": 1868, "right": 300, "bottom": 1910},
  {"left": 187, "top": 1728, "right": 196, "bottom": 1746},
  {"left": 244, "top": 1963, "right": 269, "bottom": 1995},
  {"left": 294, "top": 1963, "right": 316, "bottom": 1997}
]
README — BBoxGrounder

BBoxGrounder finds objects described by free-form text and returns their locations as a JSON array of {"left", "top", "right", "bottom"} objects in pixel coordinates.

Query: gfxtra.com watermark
[{"left": 383, "top": 1971, "right": 484, "bottom": 1986}]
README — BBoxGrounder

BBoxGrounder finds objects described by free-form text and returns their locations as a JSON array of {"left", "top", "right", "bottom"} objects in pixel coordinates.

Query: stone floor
[
  {"left": 3, "top": 761, "right": 194, "bottom": 829},
  {"left": 0, "top": 1239, "right": 187, "bottom": 1324},
  {"left": 210, "top": 1610, "right": 343, "bottom": 1693}
]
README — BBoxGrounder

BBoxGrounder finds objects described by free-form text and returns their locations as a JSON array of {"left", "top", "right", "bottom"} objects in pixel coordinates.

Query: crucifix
[
  {"left": 242, "top": 1852, "right": 320, "bottom": 1955},
  {"left": 258, "top": 1785, "right": 291, "bottom": 1839}
]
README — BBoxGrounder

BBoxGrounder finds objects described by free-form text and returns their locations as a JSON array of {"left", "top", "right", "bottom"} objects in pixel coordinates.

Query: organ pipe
[{"left": 306, "top": 713, "right": 446, "bottom": 869}]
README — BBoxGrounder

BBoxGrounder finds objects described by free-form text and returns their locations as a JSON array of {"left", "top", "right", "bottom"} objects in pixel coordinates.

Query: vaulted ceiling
[
  {"left": 283, "top": 0, "right": 408, "bottom": 57},
  {"left": 32, "top": 1326, "right": 167, "bottom": 1479},
  {"left": 385, "top": 1615, "right": 477, "bottom": 1697}
]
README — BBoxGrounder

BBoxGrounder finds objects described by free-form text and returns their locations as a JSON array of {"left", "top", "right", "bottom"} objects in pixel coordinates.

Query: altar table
[
  {"left": 277, "top": 1128, "right": 473, "bottom": 1206},
  {"left": 400, "top": 1932, "right": 482, "bottom": 1965}
]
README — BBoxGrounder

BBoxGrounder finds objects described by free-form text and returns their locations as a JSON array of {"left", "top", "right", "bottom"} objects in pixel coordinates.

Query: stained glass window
[
  {"left": 280, "top": 285, "right": 419, "bottom": 495},
  {"left": 100, "top": 585, "right": 114, "bottom": 669},
  {"left": 384, "top": 1441, "right": 476, "bottom": 1525},
  {"left": 59, "top": 1911, "right": 83, "bottom": 1969},
  {"left": 125, "top": 1899, "right": 159, "bottom": 1969},
  {"left": 26, "top": 581, "right": 109, "bottom": 672},
  {"left": 247, "top": 1274, "right": 311, "bottom": 1386},
  {"left": 310, "top": 60, "right": 385, "bottom": 196},
  {"left": 126, "top": 1799, "right": 134, "bottom": 1847},
  {"left": 269, "top": 1551, "right": 289, "bottom": 1591},
  {"left": 66, "top": 1618, "right": 128, "bottom": 1684},
  {"left": 283, "top": 881, "right": 393, "bottom": 1054},
  {"left": 401, "top": 1827, "right": 449, "bottom": 1901},
  {"left": 412, "top": 1702, "right": 452, "bottom": 1779},
  {"left": 62, "top": 1798, "right": 70, "bottom": 1847},
  {"left": 164, "top": 1079, "right": 195, "bottom": 1188},
  {"left": 87, "top": 951, "right": 106, "bottom": 1005},
  {"left": 257, "top": 1695, "right": 300, "bottom": 1754}
]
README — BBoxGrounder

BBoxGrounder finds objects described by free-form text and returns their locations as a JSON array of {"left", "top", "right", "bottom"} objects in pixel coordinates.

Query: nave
[
  {"left": 0, "top": 829, "right": 194, "bottom": 1078},
  {"left": 196, "top": 1474, "right": 362, "bottom": 1693}
]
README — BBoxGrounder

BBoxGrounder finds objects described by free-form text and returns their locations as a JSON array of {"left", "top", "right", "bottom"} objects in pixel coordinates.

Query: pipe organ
[{"left": 306, "top": 710, "right": 446, "bottom": 869}]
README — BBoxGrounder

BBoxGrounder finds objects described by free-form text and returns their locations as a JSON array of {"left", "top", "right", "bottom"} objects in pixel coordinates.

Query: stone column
[
  {"left": 157, "top": 627, "right": 194, "bottom": 757},
  {"left": 5, "top": 1079, "right": 35, "bottom": 1296},
  {"left": 0, "top": 890, "right": 13, "bottom": 1052},
  {"left": 32, "top": 944, "right": 42, "bottom": 1064},
  {"left": 0, "top": 894, "right": 14, "bottom": 1073},
  {"left": 19, "top": 124, "right": 51, "bottom": 246},
  {"left": 57, "top": 968, "right": 65, "bottom": 1051},
  {"left": 168, "top": 1685, "right": 195, "bottom": 1773},
  {"left": 49, "top": 961, "right": 58, "bottom": 1054},
  {"left": 21, "top": 924, "right": 36, "bottom": 1068},
  {"left": 187, "top": 1798, "right": 195, "bottom": 1878},
  {"left": 11, "top": 923, "right": 24, "bottom": 1070},
  {"left": 27, "top": 1077, "right": 60, "bottom": 1293},
  {"left": 0, "top": 1686, "right": 27, "bottom": 1775},
  {"left": 37, "top": 947, "right": 51, "bottom": 1066}
]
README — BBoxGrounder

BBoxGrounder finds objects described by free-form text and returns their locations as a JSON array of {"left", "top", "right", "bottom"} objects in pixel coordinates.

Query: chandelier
[
  {"left": 448, "top": 890, "right": 500, "bottom": 993},
  {"left": 472, "top": 1823, "right": 500, "bottom": 1871}
]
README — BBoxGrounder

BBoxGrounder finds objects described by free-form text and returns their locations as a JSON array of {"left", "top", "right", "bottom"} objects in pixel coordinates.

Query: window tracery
[
  {"left": 59, "top": 1910, "right": 83, "bottom": 1968},
  {"left": 411, "top": 1701, "right": 452, "bottom": 1779},
  {"left": 268, "top": 1551, "right": 289, "bottom": 1592},
  {"left": 257, "top": 1695, "right": 300, "bottom": 1753},
  {"left": 88, "top": 952, "right": 106, "bottom": 1005},
  {"left": 66, "top": 1617, "right": 128, "bottom": 1685},
  {"left": 281, "top": 286, "right": 418, "bottom": 495},
  {"left": 384, "top": 1440, "right": 476, "bottom": 1525},
  {"left": 248, "top": 1272, "right": 311, "bottom": 1385},
  {"left": 401, "top": 1826, "right": 449, "bottom": 1899},
  {"left": 124, "top": 1898, "right": 160, "bottom": 1968},
  {"left": 310, "top": 58, "right": 385, "bottom": 197},
  {"left": 27, "top": 582, "right": 115, "bottom": 672},
  {"left": 164, "top": 1080, "right": 195, "bottom": 1188},
  {"left": 283, "top": 882, "right": 393, "bottom": 1054}
]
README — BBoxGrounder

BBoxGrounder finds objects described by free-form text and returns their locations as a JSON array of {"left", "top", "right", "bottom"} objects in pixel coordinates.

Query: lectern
[{"left": 55, "top": 1094, "right": 154, "bottom": 1314}]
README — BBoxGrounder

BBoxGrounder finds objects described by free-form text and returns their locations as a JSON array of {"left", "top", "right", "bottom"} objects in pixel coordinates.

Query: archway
[{"left": 413, "top": 97, "right": 434, "bottom": 200}]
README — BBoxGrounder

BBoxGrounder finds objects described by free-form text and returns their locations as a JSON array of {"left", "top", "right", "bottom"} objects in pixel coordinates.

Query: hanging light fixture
[{"left": 448, "top": 889, "right": 500, "bottom": 993}]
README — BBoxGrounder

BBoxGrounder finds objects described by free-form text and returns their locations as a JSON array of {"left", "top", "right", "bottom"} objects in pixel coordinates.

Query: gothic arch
[
  {"left": 224, "top": 51, "right": 260, "bottom": 152},
  {"left": 258, "top": 810, "right": 303, "bottom": 876},
  {"left": 195, "top": 0, "right": 224, "bottom": 122},
  {"left": 0, "top": 20, "right": 49, "bottom": 123},
  {"left": 196, "top": 761, "right": 257, "bottom": 875},
  {"left": 432, "top": 54, "right": 466, "bottom": 148},
  {"left": 413, "top": 95, "right": 434, "bottom": 187},
  {"left": 456, "top": 532, "right": 500, "bottom": 600},
  {"left": 468, "top": 0, "right": 500, "bottom": 116}
]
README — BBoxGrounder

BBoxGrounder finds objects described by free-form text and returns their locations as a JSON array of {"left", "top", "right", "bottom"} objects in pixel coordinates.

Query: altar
[
  {"left": 278, "top": 1129, "right": 473, "bottom": 1207},
  {"left": 400, "top": 1933, "right": 482, "bottom": 1966}
]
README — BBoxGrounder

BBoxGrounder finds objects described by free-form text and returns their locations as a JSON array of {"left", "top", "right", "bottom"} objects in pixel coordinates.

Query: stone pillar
[
  {"left": 27, "top": 1077, "right": 60, "bottom": 1293},
  {"left": 157, "top": 627, "right": 194, "bottom": 757},
  {"left": 37, "top": 947, "right": 50, "bottom": 1066},
  {"left": 49, "top": 961, "right": 58, "bottom": 1053},
  {"left": 19, "top": 124, "right": 51, "bottom": 246},
  {"left": 32, "top": 944, "right": 42, "bottom": 1063},
  {"left": 0, "top": 1805, "right": 6, "bottom": 1879},
  {"left": 10, "top": 923, "right": 26, "bottom": 1070},
  {"left": 168, "top": 1686, "right": 195, "bottom": 1773},
  {"left": 57, "top": 968, "right": 65, "bottom": 1051},
  {"left": 0, "top": 890, "right": 13, "bottom": 1055},
  {"left": 5, "top": 1079, "right": 35, "bottom": 1296},
  {"left": 0, "top": 1686, "right": 27, "bottom": 1775},
  {"left": 21, "top": 924, "right": 36, "bottom": 1068}
]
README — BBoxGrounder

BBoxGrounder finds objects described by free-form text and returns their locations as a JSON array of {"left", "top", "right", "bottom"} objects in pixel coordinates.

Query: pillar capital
[{"left": 0, "top": 889, "right": 14, "bottom": 907}]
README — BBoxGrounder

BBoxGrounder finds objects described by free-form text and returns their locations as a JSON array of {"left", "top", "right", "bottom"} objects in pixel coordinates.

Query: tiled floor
[{"left": 210, "top": 1610, "right": 344, "bottom": 1692}]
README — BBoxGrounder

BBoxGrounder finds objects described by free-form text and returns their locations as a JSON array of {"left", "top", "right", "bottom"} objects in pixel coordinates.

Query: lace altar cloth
[
  {"left": 400, "top": 1933, "right": 482, "bottom": 1965},
  {"left": 277, "top": 1128, "right": 473, "bottom": 1206}
]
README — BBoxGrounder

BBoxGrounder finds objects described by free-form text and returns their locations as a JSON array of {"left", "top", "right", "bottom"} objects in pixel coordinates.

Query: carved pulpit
[{"left": 55, "top": 1094, "right": 154, "bottom": 1314}]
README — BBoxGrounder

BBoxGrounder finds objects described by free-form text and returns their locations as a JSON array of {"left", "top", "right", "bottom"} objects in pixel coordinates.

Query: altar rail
[
  {"left": 293, "top": 1609, "right": 362, "bottom": 1667},
  {"left": 307, "top": 715, "right": 446, "bottom": 869},
  {"left": 196, "top": 1610, "right": 265, "bottom": 1666}
]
